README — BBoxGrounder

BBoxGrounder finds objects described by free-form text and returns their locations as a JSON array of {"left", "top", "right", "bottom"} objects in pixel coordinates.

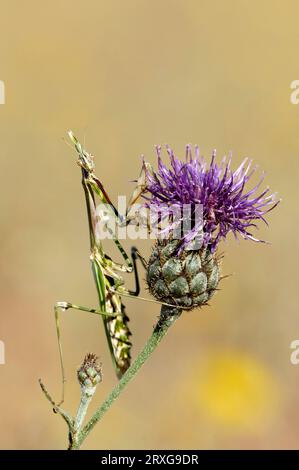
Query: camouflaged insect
[{"left": 104, "top": 282, "right": 132, "bottom": 378}]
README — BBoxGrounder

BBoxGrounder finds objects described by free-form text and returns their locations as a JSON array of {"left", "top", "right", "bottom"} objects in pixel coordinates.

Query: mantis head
[{"left": 68, "top": 130, "right": 95, "bottom": 173}]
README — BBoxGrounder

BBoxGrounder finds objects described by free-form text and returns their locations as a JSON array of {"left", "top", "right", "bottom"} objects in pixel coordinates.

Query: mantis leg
[
  {"left": 54, "top": 301, "right": 117, "bottom": 405},
  {"left": 128, "top": 246, "right": 147, "bottom": 297}
]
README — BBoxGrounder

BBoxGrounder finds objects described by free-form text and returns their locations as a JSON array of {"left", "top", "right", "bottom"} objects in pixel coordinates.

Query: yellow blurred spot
[{"left": 193, "top": 351, "right": 279, "bottom": 430}]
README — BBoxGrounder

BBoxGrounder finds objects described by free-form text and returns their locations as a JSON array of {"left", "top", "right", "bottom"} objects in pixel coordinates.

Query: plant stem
[
  {"left": 74, "top": 391, "right": 94, "bottom": 433},
  {"left": 71, "top": 305, "right": 182, "bottom": 450}
]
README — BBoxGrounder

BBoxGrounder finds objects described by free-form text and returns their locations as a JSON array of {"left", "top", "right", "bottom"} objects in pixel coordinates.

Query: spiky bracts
[
  {"left": 77, "top": 353, "right": 102, "bottom": 391},
  {"left": 147, "top": 239, "right": 220, "bottom": 309}
]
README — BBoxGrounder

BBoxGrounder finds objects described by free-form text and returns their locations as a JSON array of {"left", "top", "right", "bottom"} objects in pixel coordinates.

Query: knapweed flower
[
  {"left": 143, "top": 145, "right": 278, "bottom": 253},
  {"left": 142, "top": 145, "right": 279, "bottom": 310}
]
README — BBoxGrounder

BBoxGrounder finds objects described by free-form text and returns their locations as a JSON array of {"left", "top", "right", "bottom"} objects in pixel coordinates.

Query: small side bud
[
  {"left": 77, "top": 353, "right": 102, "bottom": 393},
  {"left": 74, "top": 353, "right": 102, "bottom": 433}
]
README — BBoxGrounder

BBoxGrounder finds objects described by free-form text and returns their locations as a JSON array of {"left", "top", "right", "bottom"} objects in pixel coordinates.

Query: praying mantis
[{"left": 54, "top": 132, "right": 166, "bottom": 404}]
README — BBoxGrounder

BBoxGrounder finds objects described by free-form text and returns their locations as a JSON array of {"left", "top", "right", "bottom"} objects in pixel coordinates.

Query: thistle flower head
[{"left": 142, "top": 145, "right": 279, "bottom": 252}]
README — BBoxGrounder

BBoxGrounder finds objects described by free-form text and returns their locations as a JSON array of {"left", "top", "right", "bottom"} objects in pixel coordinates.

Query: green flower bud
[
  {"left": 147, "top": 239, "right": 220, "bottom": 310},
  {"left": 77, "top": 353, "right": 102, "bottom": 390}
]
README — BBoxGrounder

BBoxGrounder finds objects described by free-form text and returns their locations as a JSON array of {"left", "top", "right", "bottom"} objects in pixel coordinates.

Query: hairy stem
[
  {"left": 71, "top": 305, "right": 182, "bottom": 450},
  {"left": 74, "top": 391, "right": 94, "bottom": 433}
]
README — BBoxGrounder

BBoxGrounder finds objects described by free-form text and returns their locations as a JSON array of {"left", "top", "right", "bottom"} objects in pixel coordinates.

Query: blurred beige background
[{"left": 0, "top": 0, "right": 298, "bottom": 449}]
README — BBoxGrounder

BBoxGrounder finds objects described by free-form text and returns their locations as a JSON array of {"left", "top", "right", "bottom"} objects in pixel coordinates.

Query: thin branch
[
  {"left": 39, "top": 379, "right": 74, "bottom": 431},
  {"left": 72, "top": 306, "right": 181, "bottom": 450}
]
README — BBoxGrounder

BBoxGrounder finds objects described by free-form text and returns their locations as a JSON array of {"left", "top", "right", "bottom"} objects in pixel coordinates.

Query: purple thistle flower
[{"left": 142, "top": 145, "right": 279, "bottom": 253}]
